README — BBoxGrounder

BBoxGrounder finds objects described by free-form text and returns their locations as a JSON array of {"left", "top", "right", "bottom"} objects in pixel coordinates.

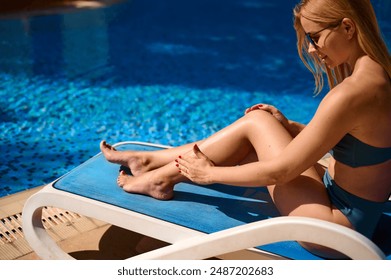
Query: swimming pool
[{"left": 0, "top": 0, "right": 389, "bottom": 197}]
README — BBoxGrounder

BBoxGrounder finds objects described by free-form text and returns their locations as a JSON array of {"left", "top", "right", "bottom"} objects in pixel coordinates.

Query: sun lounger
[{"left": 22, "top": 142, "right": 391, "bottom": 260}]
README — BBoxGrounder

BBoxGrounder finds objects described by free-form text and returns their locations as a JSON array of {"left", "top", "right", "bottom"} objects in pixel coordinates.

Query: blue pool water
[{"left": 0, "top": 0, "right": 390, "bottom": 197}]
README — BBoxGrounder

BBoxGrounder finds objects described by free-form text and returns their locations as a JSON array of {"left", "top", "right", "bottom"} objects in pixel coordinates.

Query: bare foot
[
  {"left": 117, "top": 170, "right": 174, "bottom": 200},
  {"left": 100, "top": 140, "right": 148, "bottom": 176}
]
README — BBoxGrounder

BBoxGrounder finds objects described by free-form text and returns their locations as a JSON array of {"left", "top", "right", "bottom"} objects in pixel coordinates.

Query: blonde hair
[{"left": 293, "top": 0, "right": 391, "bottom": 95}]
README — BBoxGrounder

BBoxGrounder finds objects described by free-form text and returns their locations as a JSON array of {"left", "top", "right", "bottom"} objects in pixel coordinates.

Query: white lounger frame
[{"left": 22, "top": 142, "right": 386, "bottom": 260}]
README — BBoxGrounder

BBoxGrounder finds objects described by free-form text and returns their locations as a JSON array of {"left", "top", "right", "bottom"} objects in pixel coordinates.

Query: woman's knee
[
  {"left": 245, "top": 109, "right": 275, "bottom": 121},
  {"left": 240, "top": 110, "right": 292, "bottom": 158},
  {"left": 244, "top": 110, "right": 286, "bottom": 131}
]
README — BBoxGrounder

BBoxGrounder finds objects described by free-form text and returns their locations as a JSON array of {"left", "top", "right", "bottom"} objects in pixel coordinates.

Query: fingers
[
  {"left": 175, "top": 144, "right": 214, "bottom": 176},
  {"left": 245, "top": 104, "right": 279, "bottom": 116},
  {"left": 175, "top": 156, "right": 191, "bottom": 179},
  {"left": 175, "top": 156, "right": 210, "bottom": 184},
  {"left": 245, "top": 104, "right": 263, "bottom": 114},
  {"left": 262, "top": 104, "right": 278, "bottom": 114},
  {"left": 174, "top": 147, "right": 214, "bottom": 185},
  {"left": 175, "top": 150, "right": 201, "bottom": 179},
  {"left": 175, "top": 155, "right": 191, "bottom": 170},
  {"left": 245, "top": 104, "right": 269, "bottom": 113}
]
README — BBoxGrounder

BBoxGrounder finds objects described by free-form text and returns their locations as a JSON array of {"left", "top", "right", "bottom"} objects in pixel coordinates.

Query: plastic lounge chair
[{"left": 22, "top": 142, "right": 391, "bottom": 260}]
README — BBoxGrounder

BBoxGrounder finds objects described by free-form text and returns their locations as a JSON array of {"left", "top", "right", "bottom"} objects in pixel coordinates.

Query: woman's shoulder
[
  {"left": 317, "top": 57, "right": 390, "bottom": 143},
  {"left": 351, "top": 56, "right": 390, "bottom": 90},
  {"left": 329, "top": 57, "right": 390, "bottom": 106},
  {"left": 317, "top": 63, "right": 389, "bottom": 132}
]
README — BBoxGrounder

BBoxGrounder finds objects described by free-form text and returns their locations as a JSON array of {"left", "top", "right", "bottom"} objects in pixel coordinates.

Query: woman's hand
[
  {"left": 245, "top": 103, "right": 289, "bottom": 126},
  {"left": 176, "top": 144, "right": 215, "bottom": 185},
  {"left": 245, "top": 104, "right": 305, "bottom": 137}
]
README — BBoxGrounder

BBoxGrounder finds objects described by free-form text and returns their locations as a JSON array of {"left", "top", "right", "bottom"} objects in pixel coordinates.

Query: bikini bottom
[{"left": 323, "top": 170, "right": 385, "bottom": 239}]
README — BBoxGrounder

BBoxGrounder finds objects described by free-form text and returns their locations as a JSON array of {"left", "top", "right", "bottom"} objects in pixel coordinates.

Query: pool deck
[{"left": 0, "top": 187, "right": 168, "bottom": 260}]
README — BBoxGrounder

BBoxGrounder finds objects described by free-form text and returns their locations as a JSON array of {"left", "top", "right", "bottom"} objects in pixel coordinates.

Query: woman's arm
[
  {"left": 286, "top": 120, "right": 306, "bottom": 138},
  {"left": 178, "top": 149, "right": 283, "bottom": 187},
  {"left": 178, "top": 83, "right": 360, "bottom": 187}
]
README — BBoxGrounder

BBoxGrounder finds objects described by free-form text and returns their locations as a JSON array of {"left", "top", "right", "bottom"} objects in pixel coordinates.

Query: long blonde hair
[{"left": 293, "top": 0, "right": 391, "bottom": 95}]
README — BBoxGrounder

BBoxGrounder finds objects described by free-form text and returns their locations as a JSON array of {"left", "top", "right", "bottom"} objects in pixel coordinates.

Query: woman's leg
[
  {"left": 114, "top": 110, "right": 269, "bottom": 199},
  {"left": 100, "top": 108, "right": 261, "bottom": 175},
  {"left": 114, "top": 110, "right": 352, "bottom": 257},
  {"left": 100, "top": 140, "right": 204, "bottom": 176}
]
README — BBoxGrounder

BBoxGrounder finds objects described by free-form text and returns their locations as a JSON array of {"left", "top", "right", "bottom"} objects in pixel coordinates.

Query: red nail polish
[
  {"left": 179, "top": 155, "right": 182, "bottom": 159},
  {"left": 176, "top": 164, "right": 179, "bottom": 167}
]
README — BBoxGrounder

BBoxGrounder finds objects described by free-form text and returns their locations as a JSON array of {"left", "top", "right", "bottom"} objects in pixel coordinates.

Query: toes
[
  {"left": 117, "top": 170, "right": 126, "bottom": 187},
  {"left": 108, "top": 142, "right": 117, "bottom": 151},
  {"left": 100, "top": 140, "right": 115, "bottom": 150},
  {"left": 101, "top": 140, "right": 110, "bottom": 152},
  {"left": 100, "top": 140, "right": 106, "bottom": 151}
]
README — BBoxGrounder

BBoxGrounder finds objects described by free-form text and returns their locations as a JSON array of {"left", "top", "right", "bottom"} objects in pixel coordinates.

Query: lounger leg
[{"left": 22, "top": 195, "right": 75, "bottom": 260}]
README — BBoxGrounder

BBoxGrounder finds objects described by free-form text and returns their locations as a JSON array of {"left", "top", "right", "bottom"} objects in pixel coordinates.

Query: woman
[{"left": 100, "top": 0, "right": 391, "bottom": 258}]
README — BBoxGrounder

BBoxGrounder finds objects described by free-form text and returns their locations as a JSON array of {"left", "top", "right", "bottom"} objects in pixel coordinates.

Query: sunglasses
[{"left": 305, "top": 20, "right": 342, "bottom": 49}]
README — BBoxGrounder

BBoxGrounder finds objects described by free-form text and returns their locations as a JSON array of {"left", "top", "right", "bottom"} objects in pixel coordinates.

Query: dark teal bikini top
[{"left": 330, "top": 133, "right": 391, "bottom": 167}]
